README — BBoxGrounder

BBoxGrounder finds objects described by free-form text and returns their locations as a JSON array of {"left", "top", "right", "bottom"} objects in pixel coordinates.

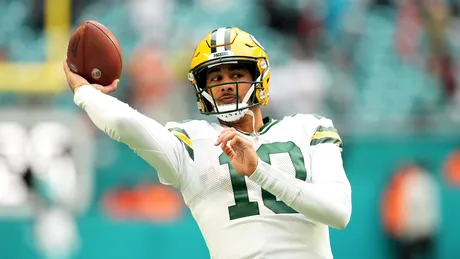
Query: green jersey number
[{"left": 219, "top": 141, "right": 307, "bottom": 220}]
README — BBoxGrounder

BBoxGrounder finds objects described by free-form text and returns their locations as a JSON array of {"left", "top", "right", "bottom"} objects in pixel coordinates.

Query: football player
[{"left": 63, "top": 27, "right": 352, "bottom": 259}]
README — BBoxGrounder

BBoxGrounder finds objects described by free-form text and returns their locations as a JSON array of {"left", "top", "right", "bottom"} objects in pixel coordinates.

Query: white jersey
[{"left": 74, "top": 85, "right": 352, "bottom": 259}]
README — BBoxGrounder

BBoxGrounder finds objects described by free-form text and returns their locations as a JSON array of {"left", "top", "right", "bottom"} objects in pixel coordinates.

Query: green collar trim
[{"left": 237, "top": 117, "right": 279, "bottom": 136}]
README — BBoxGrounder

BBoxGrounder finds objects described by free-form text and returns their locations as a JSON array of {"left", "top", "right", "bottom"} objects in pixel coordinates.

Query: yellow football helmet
[{"left": 188, "top": 27, "right": 270, "bottom": 121}]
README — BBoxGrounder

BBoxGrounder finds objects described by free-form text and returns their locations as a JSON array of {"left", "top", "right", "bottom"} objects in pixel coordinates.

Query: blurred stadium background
[{"left": 0, "top": 0, "right": 460, "bottom": 258}]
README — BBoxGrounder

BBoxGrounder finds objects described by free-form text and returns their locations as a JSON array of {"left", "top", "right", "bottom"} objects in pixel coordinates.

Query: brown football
[{"left": 67, "top": 20, "right": 123, "bottom": 86}]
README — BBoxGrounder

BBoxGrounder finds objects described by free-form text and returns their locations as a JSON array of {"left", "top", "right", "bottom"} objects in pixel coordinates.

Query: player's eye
[
  {"left": 232, "top": 73, "right": 244, "bottom": 79},
  {"left": 210, "top": 75, "right": 221, "bottom": 82}
]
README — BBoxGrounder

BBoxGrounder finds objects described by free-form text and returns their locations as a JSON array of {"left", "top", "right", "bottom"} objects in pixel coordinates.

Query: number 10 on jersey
[{"left": 219, "top": 141, "right": 307, "bottom": 220}]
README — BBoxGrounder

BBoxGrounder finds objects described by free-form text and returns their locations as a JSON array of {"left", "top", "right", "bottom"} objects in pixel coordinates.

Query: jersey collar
[{"left": 237, "top": 117, "right": 279, "bottom": 136}]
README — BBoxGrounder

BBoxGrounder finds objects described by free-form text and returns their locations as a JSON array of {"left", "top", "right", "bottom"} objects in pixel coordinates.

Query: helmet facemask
[{"left": 192, "top": 60, "right": 265, "bottom": 122}]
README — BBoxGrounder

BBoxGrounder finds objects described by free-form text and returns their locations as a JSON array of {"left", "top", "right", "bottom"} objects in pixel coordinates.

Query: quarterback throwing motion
[{"left": 64, "top": 27, "right": 352, "bottom": 259}]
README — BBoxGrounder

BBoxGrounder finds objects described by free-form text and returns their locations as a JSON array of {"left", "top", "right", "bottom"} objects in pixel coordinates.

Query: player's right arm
[
  {"left": 63, "top": 61, "right": 192, "bottom": 189},
  {"left": 74, "top": 85, "right": 193, "bottom": 188}
]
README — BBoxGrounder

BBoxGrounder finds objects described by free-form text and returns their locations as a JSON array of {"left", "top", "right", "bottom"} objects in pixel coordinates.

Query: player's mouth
[{"left": 218, "top": 94, "right": 237, "bottom": 104}]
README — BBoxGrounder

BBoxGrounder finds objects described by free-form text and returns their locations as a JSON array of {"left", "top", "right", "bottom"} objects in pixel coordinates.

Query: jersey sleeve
[
  {"left": 308, "top": 115, "right": 351, "bottom": 224},
  {"left": 309, "top": 116, "right": 343, "bottom": 151},
  {"left": 306, "top": 115, "right": 349, "bottom": 185},
  {"left": 73, "top": 85, "right": 193, "bottom": 189},
  {"left": 248, "top": 114, "right": 352, "bottom": 229}
]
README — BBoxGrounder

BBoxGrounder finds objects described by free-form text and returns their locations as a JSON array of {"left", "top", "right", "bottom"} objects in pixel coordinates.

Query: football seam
[{"left": 91, "top": 23, "right": 123, "bottom": 68}]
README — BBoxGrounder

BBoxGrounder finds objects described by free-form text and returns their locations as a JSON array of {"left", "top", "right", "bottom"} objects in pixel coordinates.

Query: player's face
[{"left": 206, "top": 64, "right": 253, "bottom": 106}]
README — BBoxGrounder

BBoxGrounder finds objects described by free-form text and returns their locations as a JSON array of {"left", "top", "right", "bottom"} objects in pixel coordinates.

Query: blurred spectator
[
  {"left": 126, "top": 44, "right": 190, "bottom": 125},
  {"left": 102, "top": 183, "right": 184, "bottom": 222},
  {"left": 260, "top": 0, "right": 324, "bottom": 52},
  {"left": 443, "top": 148, "right": 460, "bottom": 186},
  {"left": 394, "top": 0, "right": 423, "bottom": 61},
  {"left": 267, "top": 41, "right": 331, "bottom": 118},
  {"left": 423, "top": 0, "right": 457, "bottom": 101},
  {"left": 260, "top": 0, "right": 304, "bottom": 38},
  {"left": 395, "top": 0, "right": 456, "bottom": 101},
  {"left": 128, "top": 0, "right": 176, "bottom": 46},
  {"left": 428, "top": 53, "right": 456, "bottom": 100},
  {"left": 381, "top": 162, "right": 440, "bottom": 259}
]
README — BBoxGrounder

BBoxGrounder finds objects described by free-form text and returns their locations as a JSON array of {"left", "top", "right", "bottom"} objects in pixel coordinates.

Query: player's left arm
[
  {"left": 217, "top": 122, "right": 351, "bottom": 229},
  {"left": 250, "top": 121, "right": 350, "bottom": 229},
  {"left": 250, "top": 142, "right": 351, "bottom": 229}
]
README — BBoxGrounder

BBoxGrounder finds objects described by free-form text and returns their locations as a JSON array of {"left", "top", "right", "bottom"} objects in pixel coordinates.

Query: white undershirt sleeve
[
  {"left": 73, "top": 85, "right": 191, "bottom": 188},
  {"left": 248, "top": 144, "right": 352, "bottom": 229}
]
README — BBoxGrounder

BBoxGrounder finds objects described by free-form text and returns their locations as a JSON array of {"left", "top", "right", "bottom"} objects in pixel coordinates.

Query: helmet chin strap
[
  {"left": 202, "top": 83, "right": 256, "bottom": 123},
  {"left": 246, "top": 109, "right": 259, "bottom": 138}
]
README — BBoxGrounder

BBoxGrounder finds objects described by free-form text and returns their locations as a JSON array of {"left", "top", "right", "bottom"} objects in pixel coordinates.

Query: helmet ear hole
[{"left": 196, "top": 70, "right": 208, "bottom": 90}]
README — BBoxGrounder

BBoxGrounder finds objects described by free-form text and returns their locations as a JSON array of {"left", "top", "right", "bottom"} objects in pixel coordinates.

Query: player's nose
[
  {"left": 220, "top": 84, "right": 235, "bottom": 93},
  {"left": 220, "top": 76, "right": 236, "bottom": 91}
]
